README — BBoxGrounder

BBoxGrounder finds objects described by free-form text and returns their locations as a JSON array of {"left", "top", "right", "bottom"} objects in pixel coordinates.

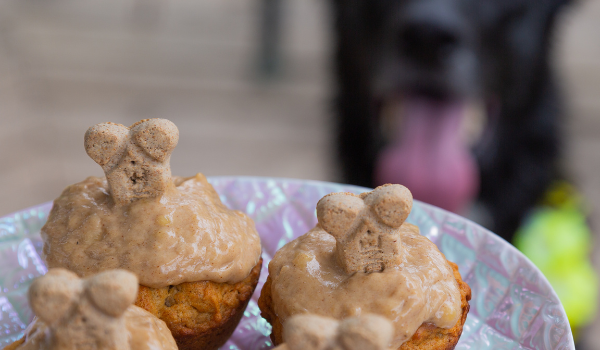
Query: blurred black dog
[{"left": 332, "top": 0, "right": 573, "bottom": 242}]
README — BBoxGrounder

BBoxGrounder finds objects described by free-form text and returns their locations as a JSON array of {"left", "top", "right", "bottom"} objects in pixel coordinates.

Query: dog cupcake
[
  {"left": 259, "top": 184, "right": 471, "bottom": 349},
  {"left": 3, "top": 268, "right": 177, "bottom": 350},
  {"left": 41, "top": 119, "right": 263, "bottom": 350}
]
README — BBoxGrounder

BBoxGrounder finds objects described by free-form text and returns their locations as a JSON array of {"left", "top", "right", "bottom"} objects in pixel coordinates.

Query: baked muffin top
[
  {"left": 267, "top": 185, "right": 462, "bottom": 348},
  {"left": 41, "top": 119, "right": 262, "bottom": 288}
]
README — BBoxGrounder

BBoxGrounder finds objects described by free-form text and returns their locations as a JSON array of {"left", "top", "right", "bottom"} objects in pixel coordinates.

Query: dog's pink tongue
[{"left": 374, "top": 98, "right": 479, "bottom": 213}]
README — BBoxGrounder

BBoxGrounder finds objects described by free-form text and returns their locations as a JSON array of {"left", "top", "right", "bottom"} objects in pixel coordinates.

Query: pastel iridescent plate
[{"left": 0, "top": 177, "right": 574, "bottom": 349}]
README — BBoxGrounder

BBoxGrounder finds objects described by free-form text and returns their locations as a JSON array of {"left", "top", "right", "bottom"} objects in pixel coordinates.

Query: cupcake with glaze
[
  {"left": 41, "top": 119, "right": 263, "bottom": 350},
  {"left": 3, "top": 269, "right": 177, "bottom": 350},
  {"left": 258, "top": 184, "right": 470, "bottom": 349}
]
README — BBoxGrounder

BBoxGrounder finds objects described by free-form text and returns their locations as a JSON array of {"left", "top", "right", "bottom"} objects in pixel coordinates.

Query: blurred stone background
[
  {"left": 0, "top": 0, "right": 599, "bottom": 347},
  {"left": 0, "top": 0, "right": 333, "bottom": 215}
]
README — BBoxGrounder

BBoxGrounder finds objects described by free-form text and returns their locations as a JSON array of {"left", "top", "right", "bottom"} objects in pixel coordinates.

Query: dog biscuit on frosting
[
  {"left": 316, "top": 184, "right": 412, "bottom": 274},
  {"left": 84, "top": 119, "right": 179, "bottom": 205},
  {"left": 7, "top": 269, "right": 177, "bottom": 350}
]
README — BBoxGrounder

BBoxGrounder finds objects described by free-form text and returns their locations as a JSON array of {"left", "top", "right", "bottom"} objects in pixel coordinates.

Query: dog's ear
[
  {"left": 28, "top": 269, "right": 82, "bottom": 324},
  {"left": 317, "top": 193, "right": 365, "bottom": 240},
  {"left": 551, "top": 0, "right": 576, "bottom": 12},
  {"left": 86, "top": 270, "right": 138, "bottom": 318},
  {"left": 556, "top": 0, "right": 574, "bottom": 5}
]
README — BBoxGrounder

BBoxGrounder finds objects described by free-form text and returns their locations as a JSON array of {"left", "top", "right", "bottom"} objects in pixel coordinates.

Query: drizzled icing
[
  {"left": 268, "top": 185, "right": 461, "bottom": 348},
  {"left": 42, "top": 174, "right": 262, "bottom": 288}
]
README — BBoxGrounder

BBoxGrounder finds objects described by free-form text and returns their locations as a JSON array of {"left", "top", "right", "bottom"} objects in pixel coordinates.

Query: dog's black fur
[{"left": 332, "top": 0, "right": 572, "bottom": 242}]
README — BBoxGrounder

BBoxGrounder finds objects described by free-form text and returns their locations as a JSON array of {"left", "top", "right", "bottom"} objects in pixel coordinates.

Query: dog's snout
[{"left": 399, "top": 21, "right": 460, "bottom": 66}]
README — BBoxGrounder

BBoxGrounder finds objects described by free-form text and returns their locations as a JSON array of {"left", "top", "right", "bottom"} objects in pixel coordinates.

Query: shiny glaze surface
[
  {"left": 42, "top": 174, "right": 262, "bottom": 288},
  {"left": 268, "top": 223, "right": 461, "bottom": 348},
  {"left": 14, "top": 307, "right": 177, "bottom": 350}
]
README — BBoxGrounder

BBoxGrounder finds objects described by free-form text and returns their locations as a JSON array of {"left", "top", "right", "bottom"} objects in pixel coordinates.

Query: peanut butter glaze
[
  {"left": 16, "top": 307, "right": 178, "bottom": 350},
  {"left": 13, "top": 268, "right": 178, "bottom": 350},
  {"left": 42, "top": 173, "right": 262, "bottom": 288},
  {"left": 268, "top": 223, "right": 462, "bottom": 348}
]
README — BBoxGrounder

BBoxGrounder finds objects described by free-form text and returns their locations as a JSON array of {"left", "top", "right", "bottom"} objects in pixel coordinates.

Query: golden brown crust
[
  {"left": 258, "top": 261, "right": 471, "bottom": 350},
  {"left": 2, "top": 338, "right": 24, "bottom": 350},
  {"left": 398, "top": 262, "right": 471, "bottom": 350},
  {"left": 136, "top": 259, "right": 262, "bottom": 350},
  {"left": 258, "top": 275, "right": 286, "bottom": 346}
]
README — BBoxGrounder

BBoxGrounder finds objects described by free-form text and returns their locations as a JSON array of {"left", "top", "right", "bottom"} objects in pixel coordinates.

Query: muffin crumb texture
[{"left": 136, "top": 259, "right": 263, "bottom": 350}]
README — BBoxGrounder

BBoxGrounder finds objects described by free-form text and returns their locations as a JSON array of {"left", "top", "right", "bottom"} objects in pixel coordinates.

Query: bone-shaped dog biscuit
[
  {"left": 15, "top": 269, "right": 179, "bottom": 350},
  {"left": 28, "top": 268, "right": 139, "bottom": 349},
  {"left": 84, "top": 119, "right": 179, "bottom": 205},
  {"left": 274, "top": 314, "right": 394, "bottom": 350},
  {"left": 316, "top": 184, "right": 413, "bottom": 274}
]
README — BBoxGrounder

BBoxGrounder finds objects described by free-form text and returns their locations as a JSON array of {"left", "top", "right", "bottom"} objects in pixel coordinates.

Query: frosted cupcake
[
  {"left": 41, "top": 119, "right": 262, "bottom": 350},
  {"left": 4, "top": 269, "right": 178, "bottom": 350},
  {"left": 259, "top": 184, "right": 470, "bottom": 349}
]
